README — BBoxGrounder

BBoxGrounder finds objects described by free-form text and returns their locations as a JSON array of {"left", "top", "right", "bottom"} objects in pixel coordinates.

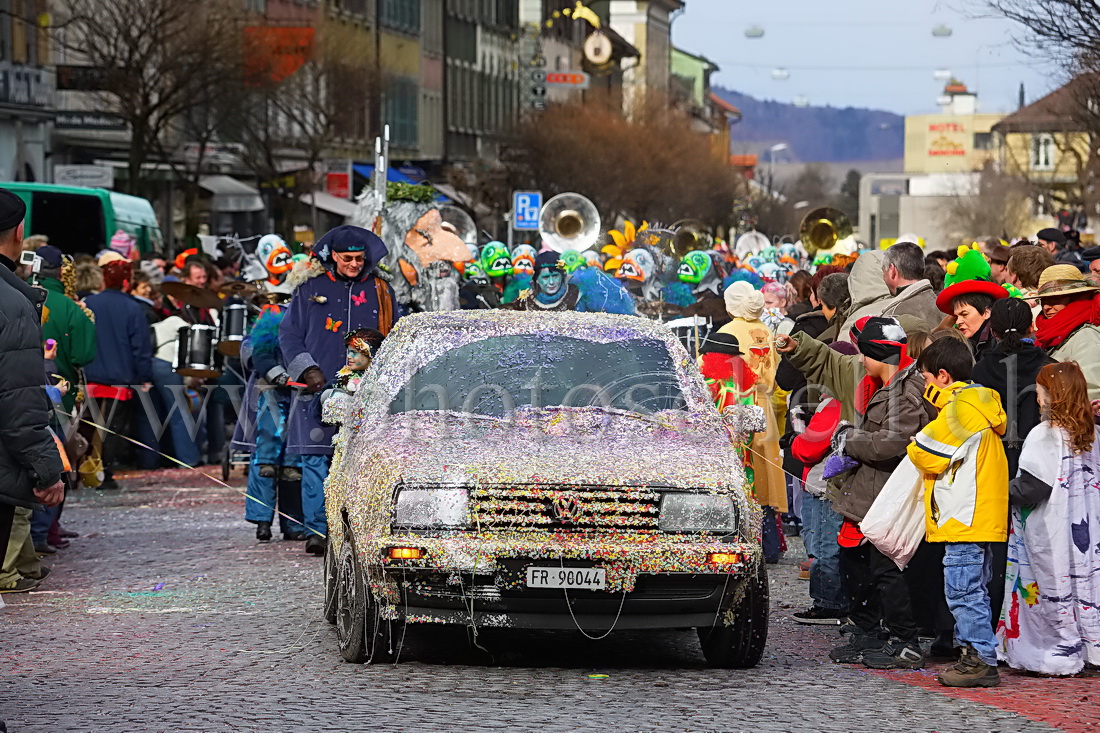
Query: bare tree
[
  {"left": 939, "top": 164, "right": 1035, "bottom": 242},
  {"left": 508, "top": 98, "right": 743, "bottom": 229},
  {"left": 55, "top": 0, "right": 247, "bottom": 198}
]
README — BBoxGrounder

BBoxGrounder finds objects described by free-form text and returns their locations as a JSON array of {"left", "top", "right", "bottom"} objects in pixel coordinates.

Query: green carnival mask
[
  {"left": 678, "top": 251, "right": 712, "bottom": 284},
  {"left": 481, "top": 241, "right": 513, "bottom": 278}
]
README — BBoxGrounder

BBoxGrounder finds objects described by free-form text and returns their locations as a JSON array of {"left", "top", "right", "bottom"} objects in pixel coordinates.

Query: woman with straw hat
[{"left": 1032, "top": 264, "right": 1100, "bottom": 399}]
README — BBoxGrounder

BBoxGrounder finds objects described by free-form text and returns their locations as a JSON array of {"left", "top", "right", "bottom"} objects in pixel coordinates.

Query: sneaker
[
  {"left": 829, "top": 632, "right": 884, "bottom": 663},
  {"left": 0, "top": 577, "right": 40, "bottom": 594},
  {"left": 281, "top": 467, "right": 302, "bottom": 482},
  {"left": 861, "top": 638, "right": 924, "bottom": 670},
  {"left": 255, "top": 521, "right": 272, "bottom": 542},
  {"left": 258, "top": 464, "right": 277, "bottom": 479},
  {"left": 937, "top": 647, "right": 1000, "bottom": 687},
  {"left": 24, "top": 566, "right": 50, "bottom": 583},
  {"left": 33, "top": 543, "right": 56, "bottom": 556},
  {"left": 793, "top": 606, "right": 846, "bottom": 625}
]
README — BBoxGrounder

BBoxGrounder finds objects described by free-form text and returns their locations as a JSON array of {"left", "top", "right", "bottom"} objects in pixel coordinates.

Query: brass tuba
[
  {"left": 670, "top": 218, "right": 713, "bottom": 258},
  {"left": 438, "top": 204, "right": 478, "bottom": 246},
  {"left": 798, "top": 206, "right": 853, "bottom": 256},
  {"left": 539, "top": 193, "right": 601, "bottom": 252}
]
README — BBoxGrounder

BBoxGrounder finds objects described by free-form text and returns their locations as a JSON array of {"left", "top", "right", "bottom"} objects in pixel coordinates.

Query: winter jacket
[
  {"left": 790, "top": 396, "right": 842, "bottom": 496},
  {"left": 0, "top": 259, "right": 64, "bottom": 509},
  {"left": 279, "top": 236, "right": 397, "bottom": 455},
  {"left": 777, "top": 307, "right": 829, "bottom": 476},
  {"left": 880, "top": 280, "right": 943, "bottom": 332},
  {"left": 786, "top": 332, "right": 935, "bottom": 521},
  {"left": 837, "top": 251, "right": 891, "bottom": 342},
  {"left": 972, "top": 341, "right": 1053, "bottom": 478},
  {"left": 39, "top": 276, "right": 96, "bottom": 413},
  {"left": 908, "top": 381, "right": 1009, "bottom": 543},
  {"left": 1049, "top": 324, "right": 1100, "bottom": 400},
  {"left": 83, "top": 289, "right": 154, "bottom": 386}
]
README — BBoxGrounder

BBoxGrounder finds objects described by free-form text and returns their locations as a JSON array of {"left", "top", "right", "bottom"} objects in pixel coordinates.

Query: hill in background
[{"left": 716, "top": 87, "right": 905, "bottom": 163}]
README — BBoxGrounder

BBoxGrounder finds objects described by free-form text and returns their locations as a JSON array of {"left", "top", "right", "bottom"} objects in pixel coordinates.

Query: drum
[
  {"left": 175, "top": 324, "right": 223, "bottom": 379},
  {"left": 665, "top": 316, "right": 713, "bottom": 358},
  {"left": 218, "top": 297, "right": 248, "bottom": 357}
]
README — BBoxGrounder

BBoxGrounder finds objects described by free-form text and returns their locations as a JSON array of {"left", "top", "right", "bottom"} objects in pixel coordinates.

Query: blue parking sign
[{"left": 512, "top": 191, "right": 542, "bottom": 231}]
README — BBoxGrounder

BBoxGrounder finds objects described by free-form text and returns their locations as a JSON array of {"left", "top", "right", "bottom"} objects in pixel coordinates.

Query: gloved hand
[
  {"left": 822, "top": 453, "right": 860, "bottom": 480},
  {"left": 301, "top": 367, "right": 326, "bottom": 393},
  {"left": 830, "top": 421, "right": 855, "bottom": 456},
  {"left": 272, "top": 372, "right": 289, "bottom": 387}
]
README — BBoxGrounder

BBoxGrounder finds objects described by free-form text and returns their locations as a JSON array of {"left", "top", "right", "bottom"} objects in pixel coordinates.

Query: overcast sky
[{"left": 671, "top": 0, "right": 1056, "bottom": 115}]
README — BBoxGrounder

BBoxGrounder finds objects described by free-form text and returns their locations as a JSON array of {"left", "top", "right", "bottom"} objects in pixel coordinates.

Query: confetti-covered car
[{"left": 322, "top": 310, "right": 768, "bottom": 668}]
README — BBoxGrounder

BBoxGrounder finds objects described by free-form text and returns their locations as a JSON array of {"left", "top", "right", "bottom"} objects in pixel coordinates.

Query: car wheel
[
  {"left": 336, "top": 538, "right": 367, "bottom": 662},
  {"left": 697, "top": 566, "right": 769, "bottom": 669},
  {"left": 323, "top": 542, "right": 338, "bottom": 625}
]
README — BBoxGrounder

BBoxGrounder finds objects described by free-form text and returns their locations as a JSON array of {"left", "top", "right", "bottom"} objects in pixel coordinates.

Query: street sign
[
  {"left": 545, "top": 71, "right": 590, "bottom": 90},
  {"left": 512, "top": 191, "right": 542, "bottom": 231}
]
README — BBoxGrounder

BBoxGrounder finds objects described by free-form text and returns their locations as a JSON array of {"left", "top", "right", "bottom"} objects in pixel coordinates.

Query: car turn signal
[
  {"left": 388, "top": 547, "right": 423, "bottom": 560},
  {"left": 708, "top": 552, "right": 742, "bottom": 565}
]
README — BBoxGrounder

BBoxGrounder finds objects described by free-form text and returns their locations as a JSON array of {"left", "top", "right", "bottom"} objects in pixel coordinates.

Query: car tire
[
  {"left": 336, "top": 538, "right": 368, "bottom": 662},
  {"left": 323, "top": 542, "right": 338, "bottom": 625},
  {"left": 697, "top": 566, "right": 769, "bottom": 669}
]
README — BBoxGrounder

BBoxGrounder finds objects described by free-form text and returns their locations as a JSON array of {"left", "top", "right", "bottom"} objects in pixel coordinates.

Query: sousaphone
[
  {"left": 799, "top": 206, "right": 853, "bottom": 256},
  {"left": 538, "top": 193, "right": 601, "bottom": 253},
  {"left": 438, "top": 205, "right": 478, "bottom": 246}
]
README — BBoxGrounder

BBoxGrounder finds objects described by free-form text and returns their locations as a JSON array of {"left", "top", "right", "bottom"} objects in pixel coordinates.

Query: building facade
[
  {"left": 0, "top": 1, "right": 54, "bottom": 183},
  {"left": 903, "top": 81, "right": 1002, "bottom": 175}
]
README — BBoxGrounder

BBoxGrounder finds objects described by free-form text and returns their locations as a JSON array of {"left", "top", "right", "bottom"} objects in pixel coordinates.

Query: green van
[{"left": 0, "top": 182, "right": 164, "bottom": 256}]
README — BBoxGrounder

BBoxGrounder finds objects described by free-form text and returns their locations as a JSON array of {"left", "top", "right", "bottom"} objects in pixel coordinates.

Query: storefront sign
[
  {"left": 55, "top": 111, "right": 127, "bottom": 130},
  {"left": 325, "top": 172, "right": 351, "bottom": 199},
  {"left": 0, "top": 64, "right": 50, "bottom": 108},
  {"left": 54, "top": 165, "right": 114, "bottom": 189}
]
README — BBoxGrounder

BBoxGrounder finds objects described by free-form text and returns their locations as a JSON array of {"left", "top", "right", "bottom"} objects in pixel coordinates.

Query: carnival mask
[
  {"left": 511, "top": 244, "right": 537, "bottom": 277},
  {"left": 559, "top": 249, "right": 588, "bottom": 273},
  {"left": 481, "top": 241, "right": 513, "bottom": 278},
  {"left": 463, "top": 260, "right": 487, "bottom": 282},
  {"left": 677, "top": 251, "right": 712, "bottom": 284},
  {"left": 616, "top": 248, "right": 655, "bottom": 282},
  {"left": 256, "top": 234, "right": 293, "bottom": 283},
  {"left": 405, "top": 209, "right": 474, "bottom": 267}
]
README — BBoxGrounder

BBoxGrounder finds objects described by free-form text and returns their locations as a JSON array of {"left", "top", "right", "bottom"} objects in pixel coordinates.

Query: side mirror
[{"left": 721, "top": 405, "right": 766, "bottom": 436}]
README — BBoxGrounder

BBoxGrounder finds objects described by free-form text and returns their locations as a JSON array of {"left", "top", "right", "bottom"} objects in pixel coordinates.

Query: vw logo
[{"left": 550, "top": 497, "right": 580, "bottom": 524}]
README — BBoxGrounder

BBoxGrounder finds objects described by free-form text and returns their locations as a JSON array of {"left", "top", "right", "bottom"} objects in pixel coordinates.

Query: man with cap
[
  {"left": 33, "top": 245, "right": 97, "bottom": 414},
  {"left": 504, "top": 251, "right": 580, "bottom": 311},
  {"left": 778, "top": 315, "right": 935, "bottom": 669},
  {"left": 1038, "top": 227, "right": 1086, "bottom": 270},
  {"left": 279, "top": 225, "right": 396, "bottom": 556},
  {"left": 0, "top": 187, "right": 64, "bottom": 593},
  {"left": 980, "top": 239, "right": 1012, "bottom": 285}
]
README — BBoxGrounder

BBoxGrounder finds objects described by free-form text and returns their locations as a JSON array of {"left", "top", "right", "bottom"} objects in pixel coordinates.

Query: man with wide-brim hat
[
  {"left": 1031, "top": 264, "right": 1100, "bottom": 399},
  {"left": 935, "top": 244, "right": 1010, "bottom": 361}
]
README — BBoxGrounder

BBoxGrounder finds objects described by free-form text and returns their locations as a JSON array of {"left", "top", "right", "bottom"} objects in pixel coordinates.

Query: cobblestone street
[{"left": 2, "top": 469, "right": 1097, "bottom": 733}]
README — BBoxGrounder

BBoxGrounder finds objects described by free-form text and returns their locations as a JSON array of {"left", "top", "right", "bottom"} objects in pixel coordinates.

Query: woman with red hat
[{"left": 935, "top": 245, "right": 1009, "bottom": 361}]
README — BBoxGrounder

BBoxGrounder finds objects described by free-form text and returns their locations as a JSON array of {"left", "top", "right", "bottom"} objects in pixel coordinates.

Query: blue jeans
[
  {"left": 802, "top": 492, "right": 849, "bottom": 610},
  {"left": 300, "top": 454, "right": 331, "bottom": 538},
  {"left": 245, "top": 393, "right": 303, "bottom": 533},
  {"left": 150, "top": 358, "right": 201, "bottom": 467},
  {"left": 943, "top": 542, "right": 997, "bottom": 665},
  {"left": 30, "top": 505, "right": 58, "bottom": 547}
]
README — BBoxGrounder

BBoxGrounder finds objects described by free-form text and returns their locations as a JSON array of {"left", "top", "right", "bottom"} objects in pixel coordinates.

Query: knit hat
[
  {"left": 700, "top": 331, "right": 742, "bottom": 356},
  {"left": 0, "top": 188, "right": 26, "bottom": 231},
  {"left": 533, "top": 250, "right": 562, "bottom": 277},
  {"left": 723, "top": 280, "right": 764, "bottom": 320},
  {"left": 935, "top": 244, "right": 1009, "bottom": 314},
  {"left": 855, "top": 315, "right": 907, "bottom": 365}
]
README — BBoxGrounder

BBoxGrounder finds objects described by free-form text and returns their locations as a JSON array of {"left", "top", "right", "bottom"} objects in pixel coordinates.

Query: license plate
[{"left": 526, "top": 566, "right": 606, "bottom": 590}]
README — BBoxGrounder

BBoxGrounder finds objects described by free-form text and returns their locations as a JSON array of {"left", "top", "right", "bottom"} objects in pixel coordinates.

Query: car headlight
[
  {"left": 659, "top": 493, "right": 738, "bottom": 533},
  {"left": 393, "top": 487, "right": 469, "bottom": 528}
]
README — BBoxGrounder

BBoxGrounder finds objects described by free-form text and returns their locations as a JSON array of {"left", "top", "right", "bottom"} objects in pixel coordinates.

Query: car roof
[{"left": 391, "top": 310, "right": 672, "bottom": 341}]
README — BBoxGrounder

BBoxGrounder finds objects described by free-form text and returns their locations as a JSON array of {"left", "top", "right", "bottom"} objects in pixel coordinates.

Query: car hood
[{"left": 362, "top": 409, "right": 744, "bottom": 491}]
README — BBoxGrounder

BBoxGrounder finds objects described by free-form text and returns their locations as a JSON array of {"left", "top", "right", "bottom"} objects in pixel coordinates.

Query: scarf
[{"left": 1035, "top": 295, "right": 1100, "bottom": 350}]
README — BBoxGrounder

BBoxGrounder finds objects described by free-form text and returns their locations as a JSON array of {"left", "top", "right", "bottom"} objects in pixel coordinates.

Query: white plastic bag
[{"left": 860, "top": 455, "right": 925, "bottom": 570}]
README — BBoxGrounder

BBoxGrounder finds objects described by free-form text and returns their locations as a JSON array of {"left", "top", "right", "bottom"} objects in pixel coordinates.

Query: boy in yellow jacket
[{"left": 908, "top": 337, "right": 1008, "bottom": 689}]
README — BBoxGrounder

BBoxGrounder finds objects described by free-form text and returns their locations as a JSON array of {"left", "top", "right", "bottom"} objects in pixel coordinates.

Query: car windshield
[{"left": 389, "top": 333, "right": 688, "bottom": 417}]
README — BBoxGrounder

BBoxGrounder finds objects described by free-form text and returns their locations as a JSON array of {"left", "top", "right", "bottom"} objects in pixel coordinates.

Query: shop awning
[
  {"left": 199, "top": 175, "right": 264, "bottom": 212},
  {"left": 300, "top": 191, "right": 356, "bottom": 219},
  {"left": 352, "top": 164, "right": 419, "bottom": 184}
]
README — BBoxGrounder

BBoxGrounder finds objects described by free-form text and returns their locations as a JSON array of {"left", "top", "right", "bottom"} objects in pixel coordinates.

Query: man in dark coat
[
  {"left": 0, "top": 188, "right": 64, "bottom": 593},
  {"left": 82, "top": 259, "right": 154, "bottom": 490},
  {"left": 279, "top": 225, "right": 396, "bottom": 555}
]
